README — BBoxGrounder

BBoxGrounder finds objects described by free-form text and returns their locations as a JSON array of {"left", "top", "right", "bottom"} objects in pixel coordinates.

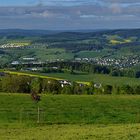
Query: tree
[
  {"left": 134, "top": 85, "right": 140, "bottom": 95},
  {"left": 104, "top": 85, "right": 113, "bottom": 94},
  {"left": 61, "top": 85, "right": 73, "bottom": 94},
  {"left": 70, "top": 66, "right": 75, "bottom": 74},
  {"left": 31, "top": 78, "right": 41, "bottom": 94},
  {"left": 1, "top": 75, "right": 31, "bottom": 93},
  {"left": 0, "top": 79, "right": 2, "bottom": 92},
  {"left": 120, "top": 85, "right": 134, "bottom": 95},
  {"left": 30, "top": 78, "right": 41, "bottom": 102},
  {"left": 46, "top": 80, "right": 61, "bottom": 94},
  {"left": 136, "top": 71, "right": 140, "bottom": 78},
  {"left": 73, "top": 83, "right": 83, "bottom": 95}
]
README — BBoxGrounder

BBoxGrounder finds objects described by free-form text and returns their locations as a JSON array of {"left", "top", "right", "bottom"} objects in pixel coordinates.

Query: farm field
[
  {"left": 4, "top": 70, "right": 140, "bottom": 86},
  {"left": 1, "top": 123, "right": 140, "bottom": 140},
  {"left": 1, "top": 29, "right": 140, "bottom": 65},
  {"left": 0, "top": 94, "right": 140, "bottom": 139},
  {"left": 0, "top": 94, "right": 140, "bottom": 124},
  {"left": 46, "top": 72, "right": 140, "bottom": 86},
  {"left": 4, "top": 48, "right": 74, "bottom": 61},
  {"left": 76, "top": 49, "right": 111, "bottom": 58}
]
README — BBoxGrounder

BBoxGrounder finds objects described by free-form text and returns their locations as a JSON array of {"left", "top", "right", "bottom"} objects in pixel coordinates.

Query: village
[
  {"left": 10, "top": 53, "right": 140, "bottom": 69},
  {"left": 75, "top": 55, "right": 140, "bottom": 68},
  {"left": 0, "top": 43, "right": 29, "bottom": 49}
]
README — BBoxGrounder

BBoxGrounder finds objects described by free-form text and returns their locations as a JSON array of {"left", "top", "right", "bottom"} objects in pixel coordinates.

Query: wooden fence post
[{"left": 37, "top": 106, "right": 40, "bottom": 123}]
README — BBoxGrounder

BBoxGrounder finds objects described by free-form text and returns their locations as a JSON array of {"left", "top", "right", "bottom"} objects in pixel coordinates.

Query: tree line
[
  {"left": 46, "top": 61, "right": 140, "bottom": 78},
  {"left": 0, "top": 74, "right": 140, "bottom": 95}
]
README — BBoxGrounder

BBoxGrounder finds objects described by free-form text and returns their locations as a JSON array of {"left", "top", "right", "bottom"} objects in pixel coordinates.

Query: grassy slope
[
  {"left": 5, "top": 71, "right": 140, "bottom": 86},
  {"left": 1, "top": 94, "right": 140, "bottom": 139},
  {"left": 76, "top": 50, "right": 107, "bottom": 58},
  {"left": 1, "top": 124, "right": 140, "bottom": 140},
  {"left": 45, "top": 72, "right": 140, "bottom": 86},
  {"left": 0, "top": 94, "right": 140, "bottom": 124},
  {"left": 4, "top": 48, "right": 74, "bottom": 61}
]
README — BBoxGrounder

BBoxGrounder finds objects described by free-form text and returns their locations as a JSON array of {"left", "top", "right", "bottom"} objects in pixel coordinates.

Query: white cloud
[
  {"left": 0, "top": 0, "right": 140, "bottom": 29},
  {"left": 110, "top": 3, "right": 122, "bottom": 14}
]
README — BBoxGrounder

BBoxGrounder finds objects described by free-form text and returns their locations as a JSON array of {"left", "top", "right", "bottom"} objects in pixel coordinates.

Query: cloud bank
[{"left": 0, "top": 0, "right": 140, "bottom": 29}]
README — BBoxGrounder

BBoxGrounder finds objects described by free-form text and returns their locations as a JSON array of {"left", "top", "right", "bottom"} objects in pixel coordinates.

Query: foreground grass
[
  {"left": 1, "top": 123, "right": 140, "bottom": 140},
  {"left": 0, "top": 94, "right": 140, "bottom": 124},
  {"left": 1, "top": 94, "right": 140, "bottom": 139}
]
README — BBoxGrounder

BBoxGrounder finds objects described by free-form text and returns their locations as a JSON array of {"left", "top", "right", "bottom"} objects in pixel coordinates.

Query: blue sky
[
  {"left": 0, "top": 0, "right": 101, "bottom": 6},
  {"left": 0, "top": 0, "right": 36, "bottom": 6},
  {"left": 0, "top": 0, "right": 140, "bottom": 30}
]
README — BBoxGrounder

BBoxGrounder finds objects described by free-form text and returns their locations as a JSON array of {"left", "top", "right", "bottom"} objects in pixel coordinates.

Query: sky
[{"left": 0, "top": 0, "right": 140, "bottom": 30}]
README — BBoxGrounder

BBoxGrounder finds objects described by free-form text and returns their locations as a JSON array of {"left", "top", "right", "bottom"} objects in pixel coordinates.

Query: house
[
  {"left": 11, "top": 61, "right": 20, "bottom": 65},
  {"left": 94, "top": 83, "right": 102, "bottom": 89},
  {"left": 26, "top": 67, "right": 42, "bottom": 72},
  {"left": 59, "top": 80, "right": 72, "bottom": 87},
  {"left": 22, "top": 57, "right": 35, "bottom": 61},
  {"left": 79, "top": 83, "right": 85, "bottom": 87}
]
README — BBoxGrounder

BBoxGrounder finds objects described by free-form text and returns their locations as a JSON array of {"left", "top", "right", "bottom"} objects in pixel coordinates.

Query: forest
[{"left": 0, "top": 74, "right": 140, "bottom": 95}]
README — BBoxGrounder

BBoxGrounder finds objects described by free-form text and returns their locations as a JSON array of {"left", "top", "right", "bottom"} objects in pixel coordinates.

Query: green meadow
[
  {"left": 46, "top": 72, "right": 140, "bottom": 86},
  {"left": 1, "top": 94, "right": 140, "bottom": 124},
  {"left": 5, "top": 70, "right": 140, "bottom": 86},
  {"left": 1, "top": 123, "right": 140, "bottom": 140},
  {"left": 0, "top": 94, "right": 140, "bottom": 139}
]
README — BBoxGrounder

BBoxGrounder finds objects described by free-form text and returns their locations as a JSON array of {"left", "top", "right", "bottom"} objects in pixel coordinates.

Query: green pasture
[
  {"left": 0, "top": 94, "right": 140, "bottom": 124},
  {"left": 0, "top": 94, "right": 140, "bottom": 139},
  {"left": 4, "top": 48, "right": 74, "bottom": 62},
  {"left": 5, "top": 70, "right": 140, "bottom": 86},
  {"left": 1, "top": 123, "right": 140, "bottom": 140},
  {"left": 45, "top": 72, "right": 140, "bottom": 86},
  {"left": 76, "top": 49, "right": 113, "bottom": 58}
]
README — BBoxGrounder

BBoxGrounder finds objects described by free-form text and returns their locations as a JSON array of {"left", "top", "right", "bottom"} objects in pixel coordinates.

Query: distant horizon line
[{"left": 0, "top": 28, "right": 140, "bottom": 31}]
